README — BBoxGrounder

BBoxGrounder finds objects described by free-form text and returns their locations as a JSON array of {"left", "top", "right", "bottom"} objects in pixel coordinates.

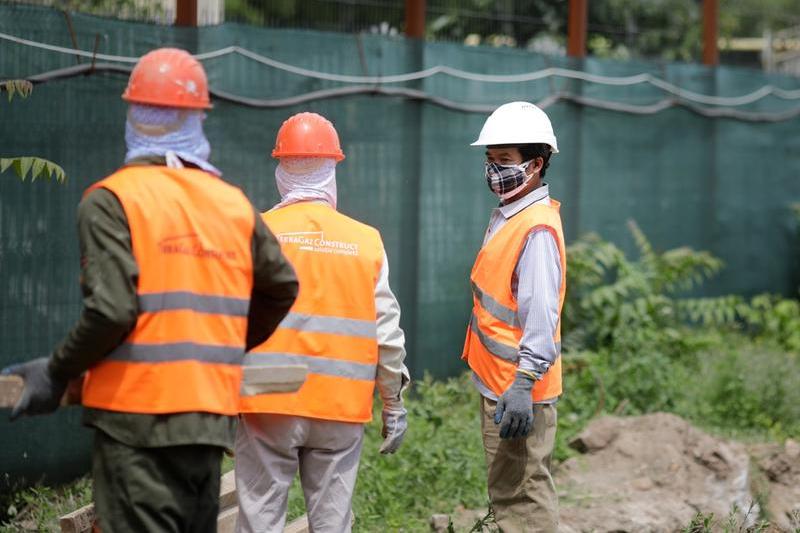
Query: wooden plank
[
  {"left": 59, "top": 503, "right": 95, "bottom": 533},
  {"left": 216, "top": 505, "right": 238, "bottom": 533},
  {"left": 241, "top": 364, "right": 307, "bottom": 396},
  {"left": 0, "top": 376, "right": 23, "bottom": 409},
  {"left": 284, "top": 514, "right": 310, "bottom": 533},
  {"left": 2, "top": 364, "right": 307, "bottom": 409},
  {"left": 218, "top": 469, "right": 237, "bottom": 510}
]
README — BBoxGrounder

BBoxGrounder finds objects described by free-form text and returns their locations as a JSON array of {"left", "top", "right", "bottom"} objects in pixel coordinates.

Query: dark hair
[
  {"left": 518, "top": 143, "right": 553, "bottom": 179},
  {"left": 488, "top": 143, "right": 553, "bottom": 178}
]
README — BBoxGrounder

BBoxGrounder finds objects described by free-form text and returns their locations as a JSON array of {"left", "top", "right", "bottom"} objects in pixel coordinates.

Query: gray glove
[
  {"left": 379, "top": 407, "right": 408, "bottom": 454},
  {"left": 494, "top": 373, "right": 534, "bottom": 439},
  {"left": 2, "top": 357, "right": 67, "bottom": 421}
]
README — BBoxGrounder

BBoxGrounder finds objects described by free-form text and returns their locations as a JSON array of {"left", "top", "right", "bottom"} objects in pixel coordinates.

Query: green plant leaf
[
  {"left": 1, "top": 157, "right": 66, "bottom": 183},
  {"left": 31, "top": 158, "right": 45, "bottom": 181},
  {"left": 1, "top": 79, "right": 33, "bottom": 102}
]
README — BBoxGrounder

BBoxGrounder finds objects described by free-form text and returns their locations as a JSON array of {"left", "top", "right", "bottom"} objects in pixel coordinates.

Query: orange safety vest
[
  {"left": 463, "top": 199, "right": 566, "bottom": 402},
  {"left": 240, "top": 202, "right": 384, "bottom": 423},
  {"left": 81, "top": 166, "right": 255, "bottom": 415}
]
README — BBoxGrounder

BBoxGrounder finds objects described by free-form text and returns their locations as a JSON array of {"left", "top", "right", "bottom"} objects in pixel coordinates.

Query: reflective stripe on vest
[
  {"left": 471, "top": 281, "right": 520, "bottom": 329},
  {"left": 463, "top": 200, "right": 566, "bottom": 403},
  {"left": 239, "top": 202, "right": 383, "bottom": 423},
  {"left": 81, "top": 166, "right": 255, "bottom": 415},
  {"left": 138, "top": 292, "right": 250, "bottom": 316},
  {"left": 279, "top": 312, "right": 377, "bottom": 339}
]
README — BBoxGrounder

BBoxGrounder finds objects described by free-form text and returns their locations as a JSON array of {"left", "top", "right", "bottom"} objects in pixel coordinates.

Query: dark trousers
[{"left": 92, "top": 430, "right": 223, "bottom": 533}]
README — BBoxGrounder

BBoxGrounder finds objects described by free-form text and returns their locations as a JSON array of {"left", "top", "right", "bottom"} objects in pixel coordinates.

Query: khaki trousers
[{"left": 481, "top": 396, "right": 559, "bottom": 533}]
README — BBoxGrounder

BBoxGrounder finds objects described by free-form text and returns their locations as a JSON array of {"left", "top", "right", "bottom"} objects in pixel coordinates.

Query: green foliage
[
  {"left": 0, "top": 157, "right": 67, "bottom": 183},
  {"left": 563, "top": 220, "right": 723, "bottom": 358},
  {"left": 0, "top": 476, "right": 92, "bottom": 532},
  {"left": 561, "top": 223, "right": 800, "bottom": 451},
  {"left": 2, "top": 81, "right": 67, "bottom": 184},
  {"left": 685, "top": 344, "right": 800, "bottom": 438},
  {"left": 682, "top": 502, "right": 770, "bottom": 533},
  {"left": 0, "top": 80, "right": 33, "bottom": 103}
]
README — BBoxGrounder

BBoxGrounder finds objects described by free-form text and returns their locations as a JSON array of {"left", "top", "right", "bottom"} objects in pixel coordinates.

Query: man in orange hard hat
[
  {"left": 2, "top": 48, "right": 299, "bottom": 532},
  {"left": 234, "top": 112, "right": 411, "bottom": 533},
  {"left": 462, "top": 102, "right": 565, "bottom": 532}
]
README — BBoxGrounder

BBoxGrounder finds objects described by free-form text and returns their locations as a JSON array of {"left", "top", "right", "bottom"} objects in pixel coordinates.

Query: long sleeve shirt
[
  {"left": 49, "top": 161, "right": 298, "bottom": 449},
  {"left": 471, "top": 184, "right": 562, "bottom": 404},
  {"left": 375, "top": 251, "right": 411, "bottom": 409}
]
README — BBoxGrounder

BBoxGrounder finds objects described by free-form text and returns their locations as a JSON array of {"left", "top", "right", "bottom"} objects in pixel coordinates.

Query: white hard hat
[{"left": 471, "top": 101, "right": 559, "bottom": 153}]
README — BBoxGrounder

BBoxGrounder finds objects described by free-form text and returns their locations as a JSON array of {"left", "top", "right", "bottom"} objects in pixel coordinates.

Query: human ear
[{"left": 527, "top": 157, "right": 544, "bottom": 177}]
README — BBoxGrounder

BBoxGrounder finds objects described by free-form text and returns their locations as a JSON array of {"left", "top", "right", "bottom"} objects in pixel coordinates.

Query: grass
[
  {"left": 1, "top": 374, "right": 489, "bottom": 532},
  {"left": 2, "top": 341, "right": 798, "bottom": 531}
]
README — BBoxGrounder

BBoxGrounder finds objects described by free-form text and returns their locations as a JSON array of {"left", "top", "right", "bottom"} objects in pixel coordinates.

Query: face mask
[{"left": 485, "top": 160, "right": 533, "bottom": 200}]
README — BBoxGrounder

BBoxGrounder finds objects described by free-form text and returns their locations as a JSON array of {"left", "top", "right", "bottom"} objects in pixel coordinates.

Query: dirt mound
[
  {"left": 558, "top": 413, "right": 755, "bottom": 532},
  {"left": 749, "top": 439, "right": 800, "bottom": 531},
  {"left": 433, "top": 413, "right": 798, "bottom": 532}
]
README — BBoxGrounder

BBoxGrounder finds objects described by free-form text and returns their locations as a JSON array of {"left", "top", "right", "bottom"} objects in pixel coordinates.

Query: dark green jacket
[{"left": 48, "top": 162, "right": 298, "bottom": 448}]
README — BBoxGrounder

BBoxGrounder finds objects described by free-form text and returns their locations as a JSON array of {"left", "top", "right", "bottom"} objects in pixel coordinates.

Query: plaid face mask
[{"left": 485, "top": 160, "right": 533, "bottom": 200}]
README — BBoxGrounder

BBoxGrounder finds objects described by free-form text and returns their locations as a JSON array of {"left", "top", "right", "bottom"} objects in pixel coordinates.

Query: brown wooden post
[
  {"left": 175, "top": 0, "right": 198, "bottom": 27},
  {"left": 567, "top": 0, "right": 587, "bottom": 58},
  {"left": 702, "top": 0, "right": 719, "bottom": 65},
  {"left": 405, "top": 0, "right": 426, "bottom": 39}
]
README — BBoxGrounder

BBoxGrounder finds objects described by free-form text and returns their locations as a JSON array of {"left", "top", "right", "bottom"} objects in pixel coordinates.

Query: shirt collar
[{"left": 498, "top": 183, "right": 550, "bottom": 219}]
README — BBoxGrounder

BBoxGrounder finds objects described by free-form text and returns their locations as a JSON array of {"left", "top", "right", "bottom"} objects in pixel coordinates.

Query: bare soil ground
[{"left": 435, "top": 413, "right": 800, "bottom": 532}]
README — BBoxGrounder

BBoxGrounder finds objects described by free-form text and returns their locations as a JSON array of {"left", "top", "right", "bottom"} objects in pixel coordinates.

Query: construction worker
[
  {"left": 2, "top": 48, "right": 298, "bottom": 532},
  {"left": 235, "top": 112, "right": 410, "bottom": 533},
  {"left": 462, "top": 101, "right": 565, "bottom": 532}
]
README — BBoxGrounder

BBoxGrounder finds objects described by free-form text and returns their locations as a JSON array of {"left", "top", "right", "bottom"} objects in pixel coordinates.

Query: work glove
[
  {"left": 379, "top": 406, "right": 408, "bottom": 454},
  {"left": 2, "top": 357, "right": 67, "bottom": 421},
  {"left": 494, "top": 373, "right": 534, "bottom": 439}
]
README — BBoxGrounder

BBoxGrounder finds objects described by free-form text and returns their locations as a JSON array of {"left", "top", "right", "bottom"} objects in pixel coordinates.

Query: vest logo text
[
  {"left": 158, "top": 233, "right": 236, "bottom": 261},
  {"left": 277, "top": 231, "right": 360, "bottom": 256}
]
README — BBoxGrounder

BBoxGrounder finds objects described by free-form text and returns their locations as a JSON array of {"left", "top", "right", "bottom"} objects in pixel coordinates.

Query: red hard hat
[
  {"left": 122, "top": 48, "right": 211, "bottom": 109},
  {"left": 272, "top": 112, "right": 345, "bottom": 161}
]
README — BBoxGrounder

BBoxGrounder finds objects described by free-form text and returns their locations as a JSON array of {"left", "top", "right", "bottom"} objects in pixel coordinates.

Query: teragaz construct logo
[
  {"left": 158, "top": 233, "right": 236, "bottom": 261},
  {"left": 277, "top": 231, "right": 360, "bottom": 256}
]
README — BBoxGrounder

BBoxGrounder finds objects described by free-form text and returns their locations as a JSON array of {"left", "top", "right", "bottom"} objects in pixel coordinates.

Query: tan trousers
[{"left": 481, "top": 396, "right": 559, "bottom": 533}]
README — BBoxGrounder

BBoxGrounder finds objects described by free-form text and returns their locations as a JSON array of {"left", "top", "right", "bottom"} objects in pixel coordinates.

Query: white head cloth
[{"left": 274, "top": 157, "right": 337, "bottom": 209}]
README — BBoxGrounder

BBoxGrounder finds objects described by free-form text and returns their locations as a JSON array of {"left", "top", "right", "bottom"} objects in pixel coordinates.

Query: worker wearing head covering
[
  {"left": 3, "top": 48, "right": 298, "bottom": 532},
  {"left": 235, "top": 112, "right": 410, "bottom": 533},
  {"left": 463, "top": 101, "right": 565, "bottom": 532}
]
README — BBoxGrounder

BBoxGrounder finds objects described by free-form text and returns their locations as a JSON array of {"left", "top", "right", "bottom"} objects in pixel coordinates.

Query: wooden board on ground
[
  {"left": 1, "top": 364, "right": 307, "bottom": 409},
  {"left": 59, "top": 503, "right": 95, "bottom": 533},
  {"left": 241, "top": 364, "right": 307, "bottom": 396},
  {"left": 0, "top": 376, "right": 23, "bottom": 409}
]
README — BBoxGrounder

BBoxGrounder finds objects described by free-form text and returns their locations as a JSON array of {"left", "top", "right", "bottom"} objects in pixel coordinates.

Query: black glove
[
  {"left": 2, "top": 357, "right": 67, "bottom": 421},
  {"left": 494, "top": 373, "right": 534, "bottom": 439}
]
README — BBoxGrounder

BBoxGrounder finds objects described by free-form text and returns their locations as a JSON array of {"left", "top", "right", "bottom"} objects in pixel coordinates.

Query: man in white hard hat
[{"left": 462, "top": 101, "right": 565, "bottom": 532}]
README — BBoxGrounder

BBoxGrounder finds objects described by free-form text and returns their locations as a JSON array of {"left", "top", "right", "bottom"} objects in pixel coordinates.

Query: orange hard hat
[
  {"left": 122, "top": 48, "right": 211, "bottom": 109},
  {"left": 272, "top": 112, "right": 345, "bottom": 161}
]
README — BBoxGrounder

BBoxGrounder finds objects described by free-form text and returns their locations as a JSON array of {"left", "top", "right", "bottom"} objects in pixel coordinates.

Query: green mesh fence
[{"left": 2, "top": 3, "right": 800, "bottom": 484}]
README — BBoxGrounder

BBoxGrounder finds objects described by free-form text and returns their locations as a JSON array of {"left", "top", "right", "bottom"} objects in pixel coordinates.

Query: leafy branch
[
  {"left": 0, "top": 157, "right": 66, "bottom": 183},
  {"left": 0, "top": 79, "right": 33, "bottom": 102},
  {"left": 1, "top": 81, "right": 67, "bottom": 184}
]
